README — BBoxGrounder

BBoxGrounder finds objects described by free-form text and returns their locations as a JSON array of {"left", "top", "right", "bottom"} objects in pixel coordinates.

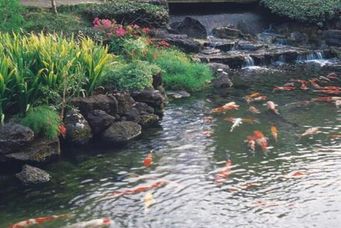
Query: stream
[{"left": 0, "top": 66, "right": 340, "bottom": 227}]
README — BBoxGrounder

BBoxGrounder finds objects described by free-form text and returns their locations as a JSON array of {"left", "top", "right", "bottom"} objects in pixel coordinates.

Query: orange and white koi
[
  {"left": 246, "top": 131, "right": 269, "bottom": 152},
  {"left": 247, "top": 95, "right": 268, "bottom": 103},
  {"left": 248, "top": 106, "right": 261, "bottom": 114},
  {"left": 143, "top": 151, "right": 153, "bottom": 168},
  {"left": 215, "top": 160, "right": 232, "bottom": 184},
  {"left": 211, "top": 102, "right": 239, "bottom": 113},
  {"left": 246, "top": 136, "right": 256, "bottom": 152},
  {"left": 266, "top": 101, "right": 280, "bottom": 115},
  {"left": 10, "top": 214, "right": 71, "bottom": 228},
  {"left": 271, "top": 124, "right": 278, "bottom": 142},
  {"left": 244, "top": 92, "right": 262, "bottom": 102},
  {"left": 311, "top": 96, "right": 341, "bottom": 103},
  {"left": 65, "top": 218, "right": 112, "bottom": 228},
  {"left": 273, "top": 86, "right": 296, "bottom": 91},
  {"left": 109, "top": 180, "right": 169, "bottom": 197}
]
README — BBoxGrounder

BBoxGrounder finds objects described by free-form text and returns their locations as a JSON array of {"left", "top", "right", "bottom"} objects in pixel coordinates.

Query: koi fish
[
  {"left": 65, "top": 218, "right": 112, "bottom": 228},
  {"left": 271, "top": 124, "right": 278, "bottom": 142},
  {"left": 336, "top": 100, "right": 341, "bottom": 108},
  {"left": 283, "top": 82, "right": 295, "bottom": 87},
  {"left": 313, "top": 89, "right": 340, "bottom": 95},
  {"left": 215, "top": 160, "right": 232, "bottom": 184},
  {"left": 284, "top": 171, "right": 306, "bottom": 179},
  {"left": 244, "top": 92, "right": 262, "bottom": 102},
  {"left": 247, "top": 96, "right": 268, "bottom": 103},
  {"left": 320, "top": 86, "right": 340, "bottom": 90},
  {"left": 248, "top": 106, "right": 261, "bottom": 114},
  {"left": 109, "top": 180, "right": 169, "bottom": 197},
  {"left": 246, "top": 131, "right": 269, "bottom": 152},
  {"left": 299, "top": 127, "right": 321, "bottom": 138},
  {"left": 143, "top": 151, "right": 153, "bottom": 168},
  {"left": 144, "top": 192, "right": 155, "bottom": 209},
  {"left": 318, "top": 76, "right": 332, "bottom": 82},
  {"left": 10, "top": 214, "right": 71, "bottom": 228},
  {"left": 273, "top": 86, "right": 296, "bottom": 91},
  {"left": 309, "top": 79, "right": 322, "bottom": 89},
  {"left": 229, "top": 118, "right": 243, "bottom": 132},
  {"left": 299, "top": 80, "right": 309, "bottom": 90},
  {"left": 202, "top": 130, "right": 213, "bottom": 137},
  {"left": 246, "top": 136, "right": 256, "bottom": 152},
  {"left": 266, "top": 101, "right": 280, "bottom": 115},
  {"left": 311, "top": 96, "right": 341, "bottom": 103},
  {"left": 211, "top": 102, "right": 239, "bottom": 113}
]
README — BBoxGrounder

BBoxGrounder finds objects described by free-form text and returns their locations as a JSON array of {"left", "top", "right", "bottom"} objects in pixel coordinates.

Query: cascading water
[
  {"left": 243, "top": 55, "right": 255, "bottom": 67},
  {"left": 297, "top": 51, "right": 333, "bottom": 66}
]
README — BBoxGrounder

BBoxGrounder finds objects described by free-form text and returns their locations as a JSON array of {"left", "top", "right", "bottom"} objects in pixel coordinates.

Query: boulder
[
  {"left": 0, "top": 123, "right": 34, "bottom": 155},
  {"left": 131, "top": 89, "right": 165, "bottom": 116},
  {"left": 289, "top": 32, "right": 308, "bottom": 45},
  {"left": 161, "top": 34, "right": 201, "bottom": 53},
  {"left": 207, "top": 63, "right": 230, "bottom": 74},
  {"left": 139, "top": 114, "right": 160, "bottom": 127},
  {"left": 167, "top": 91, "right": 191, "bottom": 99},
  {"left": 101, "top": 121, "right": 142, "bottom": 144},
  {"left": 170, "top": 17, "right": 207, "bottom": 39},
  {"left": 4, "top": 137, "right": 60, "bottom": 163},
  {"left": 212, "top": 27, "right": 243, "bottom": 39},
  {"left": 16, "top": 165, "right": 50, "bottom": 185},
  {"left": 323, "top": 30, "right": 341, "bottom": 46},
  {"left": 64, "top": 109, "right": 92, "bottom": 145},
  {"left": 113, "top": 92, "right": 135, "bottom": 115},
  {"left": 212, "top": 71, "right": 233, "bottom": 89},
  {"left": 71, "top": 94, "right": 118, "bottom": 116},
  {"left": 134, "top": 102, "right": 155, "bottom": 115},
  {"left": 235, "top": 41, "right": 264, "bottom": 51},
  {"left": 86, "top": 110, "right": 116, "bottom": 135}
]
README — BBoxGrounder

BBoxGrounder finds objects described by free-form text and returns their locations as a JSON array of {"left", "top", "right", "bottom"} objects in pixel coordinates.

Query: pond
[{"left": 0, "top": 66, "right": 340, "bottom": 227}]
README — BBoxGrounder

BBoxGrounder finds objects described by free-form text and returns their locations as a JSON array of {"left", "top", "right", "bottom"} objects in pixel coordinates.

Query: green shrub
[
  {"left": 261, "top": 0, "right": 341, "bottom": 22},
  {"left": 105, "top": 61, "right": 161, "bottom": 91},
  {"left": 0, "top": 0, "right": 24, "bottom": 32},
  {"left": 20, "top": 106, "right": 61, "bottom": 139},
  {"left": 0, "top": 33, "right": 114, "bottom": 120},
  {"left": 145, "top": 48, "right": 212, "bottom": 91},
  {"left": 58, "top": 0, "right": 169, "bottom": 27}
]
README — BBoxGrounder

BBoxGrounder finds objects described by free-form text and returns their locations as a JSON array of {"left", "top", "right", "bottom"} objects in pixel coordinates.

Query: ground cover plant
[{"left": 0, "top": 0, "right": 24, "bottom": 32}]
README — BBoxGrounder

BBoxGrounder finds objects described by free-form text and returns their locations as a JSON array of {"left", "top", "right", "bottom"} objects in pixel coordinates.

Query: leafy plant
[
  {"left": 20, "top": 106, "right": 61, "bottom": 139},
  {"left": 260, "top": 0, "right": 341, "bottom": 22},
  {"left": 0, "top": 0, "right": 24, "bottom": 32}
]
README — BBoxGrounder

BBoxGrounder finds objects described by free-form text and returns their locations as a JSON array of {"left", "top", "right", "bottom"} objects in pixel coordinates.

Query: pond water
[{"left": 0, "top": 67, "right": 340, "bottom": 227}]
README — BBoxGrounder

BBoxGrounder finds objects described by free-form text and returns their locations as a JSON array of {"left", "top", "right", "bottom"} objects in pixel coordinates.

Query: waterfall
[
  {"left": 243, "top": 55, "right": 255, "bottom": 67},
  {"left": 297, "top": 51, "right": 332, "bottom": 66}
]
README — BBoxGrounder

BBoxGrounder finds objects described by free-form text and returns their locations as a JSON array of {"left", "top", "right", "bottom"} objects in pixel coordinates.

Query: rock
[
  {"left": 323, "top": 30, "right": 341, "bottom": 46},
  {"left": 162, "top": 34, "right": 201, "bottom": 53},
  {"left": 167, "top": 91, "right": 191, "bottom": 99},
  {"left": 64, "top": 109, "right": 92, "bottom": 145},
  {"left": 139, "top": 114, "right": 160, "bottom": 127},
  {"left": 0, "top": 123, "right": 34, "bottom": 155},
  {"left": 86, "top": 110, "right": 116, "bottom": 135},
  {"left": 71, "top": 94, "right": 118, "bottom": 116},
  {"left": 212, "top": 71, "right": 233, "bottom": 89},
  {"left": 16, "top": 165, "right": 50, "bottom": 185},
  {"left": 101, "top": 121, "right": 142, "bottom": 144},
  {"left": 289, "top": 32, "right": 308, "bottom": 44},
  {"left": 212, "top": 26, "right": 243, "bottom": 39},
  {"left": 113, "top": 92, "right": 135, "bottom": 115},
  {"left": 206, "top": 38, "right": 238, "bottom": 51},
  {"left": 124, "top": 107, "right": 141, "bottom": 123},
  {"left": 134, "top": 102, "right": 155, "bottom": 115},
  {"left": 4, "top": 137, "right": 60, "bottom": 162},
  {"left": 152, "top": 72, "right": 163, "bottom": 89},
  {"left": 131, "top": 89, "right": 165, "bottom": 116},
  {"left": 207, "top": 63, "right": 230, "bottom": 74},
  {"left": 170, "top": 17, "right": 207, "bottom": 39},
  {"left": 235, "top": 41, "right": 264, "bottom": 51}
]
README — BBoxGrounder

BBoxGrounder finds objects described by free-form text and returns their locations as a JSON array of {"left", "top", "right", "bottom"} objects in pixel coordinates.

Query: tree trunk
[{"left": 51, "top": 0, "right": 58, "bottom": 14}]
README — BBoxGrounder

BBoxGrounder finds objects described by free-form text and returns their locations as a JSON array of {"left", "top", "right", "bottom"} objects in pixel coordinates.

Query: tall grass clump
[
  {"left": 145, "top": 48, "right": 212, "bottom": 91},
  {"left": 20, "top": 106, "right": 61, "bottom": 139},
  {"left": 0, "top": 0, "right": 24, "bottom": 32},
  {"left": 0, "top": 33, "right": 114, "bottom": 122}
]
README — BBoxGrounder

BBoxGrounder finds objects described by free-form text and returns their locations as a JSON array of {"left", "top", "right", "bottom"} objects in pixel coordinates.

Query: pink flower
[
  {"left": 115, "top": 27, "right": 127, "bottom": 37},
  {"left": 142, "top": 27, "right": 151, "bottom": 34},
  {"left": 101, "top": 19, "right": 112, "bottom": 29}
]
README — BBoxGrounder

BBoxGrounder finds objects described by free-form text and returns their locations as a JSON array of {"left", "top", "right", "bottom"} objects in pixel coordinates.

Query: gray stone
[
  {"left": 207, "top": 63, "right": 230, "bottom": 74},
  {"left": 113, "top": 92, "right": 135, "bottom": 115},
  {"left": 170, "top": 17, "right": 207, "bottom": 39},
  {"left": 131, "top": 89, "right": 166, "bottom": 116},
  {"left": 0, "top": 123, "right": 34, "bottom": 155},
  {"left": 323, "top": 30, "right": 341, "bottom": 46},
  {"left": 139, "top": 114, "right": 160, "bottom": 127},
  {"left": 212, "top": 26, "right": 243, "bottom": 39},
  {"left": 86, "top": 110, "right": 116, "bottom": 135},
  {"left": 161, "top": 34, "right": 201, "bottom": 53},
  {"left": 101, "top": 121, "right": 142, "bottom": 144},
  {"left": 212, "top": 71, "right": 233, "bottom": 89},
  {"left": 71, "top": 94, "right": 118, "bottom": 116},
  {"left": 16, "top": 165, "right": 50, "bottom": 185},
  {"left": 64, "top": 109, "right": 92, "bottom": 145},
  {"left": 167, "top": 91, "right": 191, "bottom": 99},
  {"left": 289, "top": 32, "right": 308, "bottom": 44}
]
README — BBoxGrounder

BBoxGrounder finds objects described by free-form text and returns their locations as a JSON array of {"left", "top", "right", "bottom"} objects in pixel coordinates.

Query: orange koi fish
[
  {"left": 299, "top": 80, "right": 309, "bottom": 90},
  {"left": 65, "top": 218, "right": 112, "bottom": 228},
  {"left": 244, "top": 92, "right": 262, "bottom": 102},
  {"left": 266, "top": 101, "right": 280, "bottom": 115},
  {"left": 10, "top": 214, "right": 71, "bottom": 228},
  {"left": 320, "top": 86, "right": 340, "bottom": 90},
  {"left": 109, "top": 180, "right": 169, "bottom": 197},
  {"left": 215, "top": 160, "right": 232, "bottom": 184},
  {"left": 314, "top": 89, "right": 340, "bottom": 95},
  {"left": 211, "top": 102, "right": 239, "bottom": 113},
  {"left": 311, "top": 96, "right": 341, "bottom": 103},
  {"left": 248, "top": 106, "right": 261, "bottom": 114},
  {"left": 273, "top": 86, "right": 296, "bottom": 91},
  {"left": 143, "top": 151, "right": 153, "bottom": 168},
  {"left": 285, "top": 171, "right": 306, "bottom": 179},
  {"left": 271, "top": 124, "right": 278, "bottom": 142},
  {"left": 253, "top": 131, "right": 269, "bottom": 152}
]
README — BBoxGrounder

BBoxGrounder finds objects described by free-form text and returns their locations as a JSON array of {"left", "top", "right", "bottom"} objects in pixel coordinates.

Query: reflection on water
[{"left": 0, "top": 69, "right": 340, "bottom": 227}]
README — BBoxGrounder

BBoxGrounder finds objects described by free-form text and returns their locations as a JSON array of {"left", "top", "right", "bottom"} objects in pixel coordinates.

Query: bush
[
  {"left": 20, "top": 106, "right": 61, "bottom": 139},
  {"left": 0, "top": 0, "right": 24, "bottom": 32},
  {"left": 105, "top": 61, "right": 161, "bottom": 91},
  {"left": 145, "top": 48, "right": 212, "bottom": 91},
  {"left": 0, "top": 33, "right": 114, "bottom": 120},
  {"left": 261, "top": 0, "right": 341, "bottom": 22},
  {"left": 59, "top": 0, "right": 169, "bottom": 28}
]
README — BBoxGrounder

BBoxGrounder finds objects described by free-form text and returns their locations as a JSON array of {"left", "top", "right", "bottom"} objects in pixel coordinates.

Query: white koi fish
[{"left": 230, "top": 118, "right": 243, "bottom": 132}]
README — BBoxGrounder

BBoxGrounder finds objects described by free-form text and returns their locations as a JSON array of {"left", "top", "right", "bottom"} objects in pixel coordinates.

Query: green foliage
[
  {"left": 145, "top": 48, "right": 212, "bottom": 91},
  {"left": 0, "top": 0, "right": 24, "bottom": 32},
  {"left": 261, "top": 0, "right": 341, "bottom": 22},
  {"left": 105, "top": 61, "right": 161, "bottom": 91},
  {"left": 20, "top": 106, "right": 61, "bottom": 139},
  {"left": 0, "top": 33, "right": 114, "bottom": 120},
  {"left": 59, "top": 0, "right": 169, "bottom": 27}
]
